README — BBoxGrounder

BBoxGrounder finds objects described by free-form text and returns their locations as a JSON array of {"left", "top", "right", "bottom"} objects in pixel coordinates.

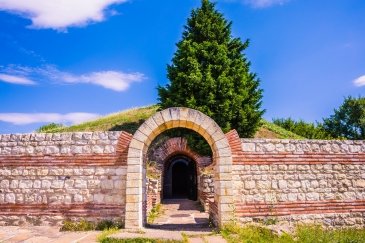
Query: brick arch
[
  {"left": 125, "top": 107, "right": 233, "bottom": 229},
  {"left": 153, "top": 137, "right": 212, "bottom": 167},
  {"left": 147, "top": 137, "right": 212, "bottom": 212}
]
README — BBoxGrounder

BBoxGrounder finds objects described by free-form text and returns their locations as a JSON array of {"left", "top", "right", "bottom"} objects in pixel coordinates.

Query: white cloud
[
  {"left": 0, "top": 65, "right": 145, "bottom": 91},
  {"left": 0, "top": 73, "right": 36, "bottom": 85},
  {"left": 0, "top": 112, "right": 100, "bottom": 125},
  {"left": 0, "top": 0, "right": 127, "bottom": 30},
  {"left": 61, "top": 70, "right": 146, "bottom": 92},
  {"left": 230, "top": 0, "right": 290, "bottom": 8},
  {"left": 353, "top": 75, "right": 365, "bottom": 87}
]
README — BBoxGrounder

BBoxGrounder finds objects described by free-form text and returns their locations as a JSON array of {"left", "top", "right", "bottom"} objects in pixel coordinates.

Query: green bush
[
  {"left": 60, "top": 219, "right": 95, "bottom": 231},
  {"left": 36, "top": 122, "right": 64, "bottom": 133},
  {"left": 96, "top": 220, "right": 124, "bottom": 231},
  {"left": 272, "top": 118, "right": 332, "bottom": 139}
]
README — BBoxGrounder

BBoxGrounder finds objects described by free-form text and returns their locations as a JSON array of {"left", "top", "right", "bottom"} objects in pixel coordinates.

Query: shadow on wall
[{"left": 109, "top": 119, "right": 146, "bottom": 134}]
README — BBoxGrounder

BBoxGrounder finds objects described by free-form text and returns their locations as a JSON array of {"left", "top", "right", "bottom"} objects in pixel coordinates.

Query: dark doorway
[
  {"left": 163, "top": 155, "right": 197, "bottom": 200},
  {"left": 172, "top": 162, "right": 189, "bottom": 197}
]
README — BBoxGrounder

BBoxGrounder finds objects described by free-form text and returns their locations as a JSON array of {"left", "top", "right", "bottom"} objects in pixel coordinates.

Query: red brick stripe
[
  {"left": 156, "top": 137, "right": 212, "bottom": 167},
  {"left": 116, "top": 131, "right": 133, "bottom": 155},
  {"left": 209, "top": 200, "right": 218, "bottom": 215},
  {"left": 233, "top": 153, "right": 365, "bottom": 165},
  {"left": 225, "top": 130, "right": 242, "bottom": 154},
  {"left": 0, "top": 203, "right": 124, "bottom": 217},
  {"left": 0, "top": 154, "right": 125, "bottom": 166},
  {"left": 235, "top": 200, "right": 365, "bottom": 217}
]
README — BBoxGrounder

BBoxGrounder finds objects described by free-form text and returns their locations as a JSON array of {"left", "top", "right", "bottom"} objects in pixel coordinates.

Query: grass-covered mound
[{"left": 39, "top": 105, "right": 302, "bottom": 139}]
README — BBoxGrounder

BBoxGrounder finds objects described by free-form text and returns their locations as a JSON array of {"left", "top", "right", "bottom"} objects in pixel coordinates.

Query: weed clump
[
  {"left": 147, "top": 204, "right": 162, "bottom": 224},
  {"left": 60, "top": 219, "right": 124, "bottom": 232}
]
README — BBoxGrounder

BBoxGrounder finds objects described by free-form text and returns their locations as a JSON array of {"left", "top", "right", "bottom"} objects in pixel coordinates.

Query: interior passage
[{"left": 163, "top": 155, "right": 197, "bottom": 200}]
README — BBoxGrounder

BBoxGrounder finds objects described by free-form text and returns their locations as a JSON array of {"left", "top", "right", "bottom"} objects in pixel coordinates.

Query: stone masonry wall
[
  {"left": 1, "top": 127, "right": 365, "bottom": 228},
  {"left": 0, "top": 131, "right": 132, "bottom": 226},
  {"left": 198, "top": 173, "right": 214, "bottom": 211},
  {"left": 226, "top": 130, "right": 365, "bottom": 227}
]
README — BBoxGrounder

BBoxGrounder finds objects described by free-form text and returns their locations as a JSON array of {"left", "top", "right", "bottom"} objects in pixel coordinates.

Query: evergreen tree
[{"left": 158, "top": 0, "right": 264, "bottom": 137}]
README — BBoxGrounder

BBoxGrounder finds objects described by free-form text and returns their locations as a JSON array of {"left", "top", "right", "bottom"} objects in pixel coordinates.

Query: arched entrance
[
  {"left": 125, "top": 107, "right": 233, "bottom": 229},
  {"left": 163, "top": 155, "right": 197, "bottom": 200}
]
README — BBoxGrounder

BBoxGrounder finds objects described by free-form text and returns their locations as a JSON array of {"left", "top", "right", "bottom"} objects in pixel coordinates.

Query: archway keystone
[{"left": 125, "top": 107, "right": 233, "bottom": 228}]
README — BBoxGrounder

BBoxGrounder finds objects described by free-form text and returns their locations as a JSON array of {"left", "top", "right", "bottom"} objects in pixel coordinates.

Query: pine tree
[{"left": 158, "top": 0, "right": 264, "bottom": 137}]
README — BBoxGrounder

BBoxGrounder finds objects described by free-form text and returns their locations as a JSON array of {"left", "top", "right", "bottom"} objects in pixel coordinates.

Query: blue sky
[{"left": 0, "top": 0, "right": 364, "bottom": 134}]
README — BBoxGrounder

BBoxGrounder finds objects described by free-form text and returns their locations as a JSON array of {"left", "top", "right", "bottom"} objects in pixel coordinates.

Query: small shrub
[
  {"left": 96, "top": 220, "right": 124, "bottom": 231},
  {"left": 263, "top": 217, "right": 278, "bottom": 226},
  {"left": 36, "top": 123, "right": 64, "bottom": 132},
  {"left": 60, "top": 219, "right": 95, "bottom": 231}
]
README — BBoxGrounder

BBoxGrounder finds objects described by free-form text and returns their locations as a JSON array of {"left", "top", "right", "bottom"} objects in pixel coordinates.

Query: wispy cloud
[
  {"left": 353, "top": 75, "right": 365, "bottom": 87},
  {"left": 0, "top": 65, "right": 146, "bottom": 91},
  {"left": 0, "top": 73, "right": 36, "bottom": 85},
  {"left": 0, "top": 112, "right": 100, "bottom": 125},
  {"left": 60, "top": 70, "right": 145, "bottom": 92},
  {"left": 0, "top": 0, "right": 127, "bottom": 30},
  {"left": 228, "top": 0, "right": 290, "bottom": 8}
]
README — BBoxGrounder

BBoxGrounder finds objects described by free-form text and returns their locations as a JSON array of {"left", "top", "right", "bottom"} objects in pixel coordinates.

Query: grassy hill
[{"left": 42, "top": 105, "right": 303, "bottom": 139}]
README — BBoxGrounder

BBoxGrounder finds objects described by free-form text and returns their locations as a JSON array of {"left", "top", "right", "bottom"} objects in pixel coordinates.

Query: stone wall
[
  {"left": 198, "top": 173, "right": 214, "bottom": 211},
  {"left": 226, "top": 130, "right": 365, "bottom": 227},
  {"left": 0, "top": 131, "right": 132, "bottom": 226},
  {"left": 1, "top": 127, "right": 364, "bottom": 228}
]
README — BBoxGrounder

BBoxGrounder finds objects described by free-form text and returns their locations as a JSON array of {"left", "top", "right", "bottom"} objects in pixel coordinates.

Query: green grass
[
  {"left": 40, "top": 104, "right": 303, "bottom": 139},
  {"left": 97, "top": 227, "right": 120, "bottom": 242},
  {"left": 100, "top": 238, "right": 182, "bottom": 243},
  {"left": 181, "top": 232, "right": 189, "bottom": 243},
  {"left": 260, "top": 120, "right": 305, "bottom": 139},
  {"left": 43, "top": 105, "right": 159, "bottom": 134},
  {"left": 60, "top": 219, "right": 124, "bottom": 232},
  {"left": 295, "top": 224, "right": 365, "bottom": 243},
  {"left": 147, "top": 203, "right": 162, "bottom": 224},
  {"left": 220, "top": 223, "right": 365, "bottom": 243}
]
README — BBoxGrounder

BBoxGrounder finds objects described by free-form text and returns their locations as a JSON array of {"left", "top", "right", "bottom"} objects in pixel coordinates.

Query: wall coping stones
[
  {"left": 241, "top": 138, "right": 365, "bottom": 154},
  {"left": 0, "top": 132, "right": 124, "bottom": 156}
]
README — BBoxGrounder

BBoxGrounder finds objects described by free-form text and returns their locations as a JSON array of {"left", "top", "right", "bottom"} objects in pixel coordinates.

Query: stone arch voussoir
[{"left": 125, "top": 107, "right": 233, "bottom": 229}]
